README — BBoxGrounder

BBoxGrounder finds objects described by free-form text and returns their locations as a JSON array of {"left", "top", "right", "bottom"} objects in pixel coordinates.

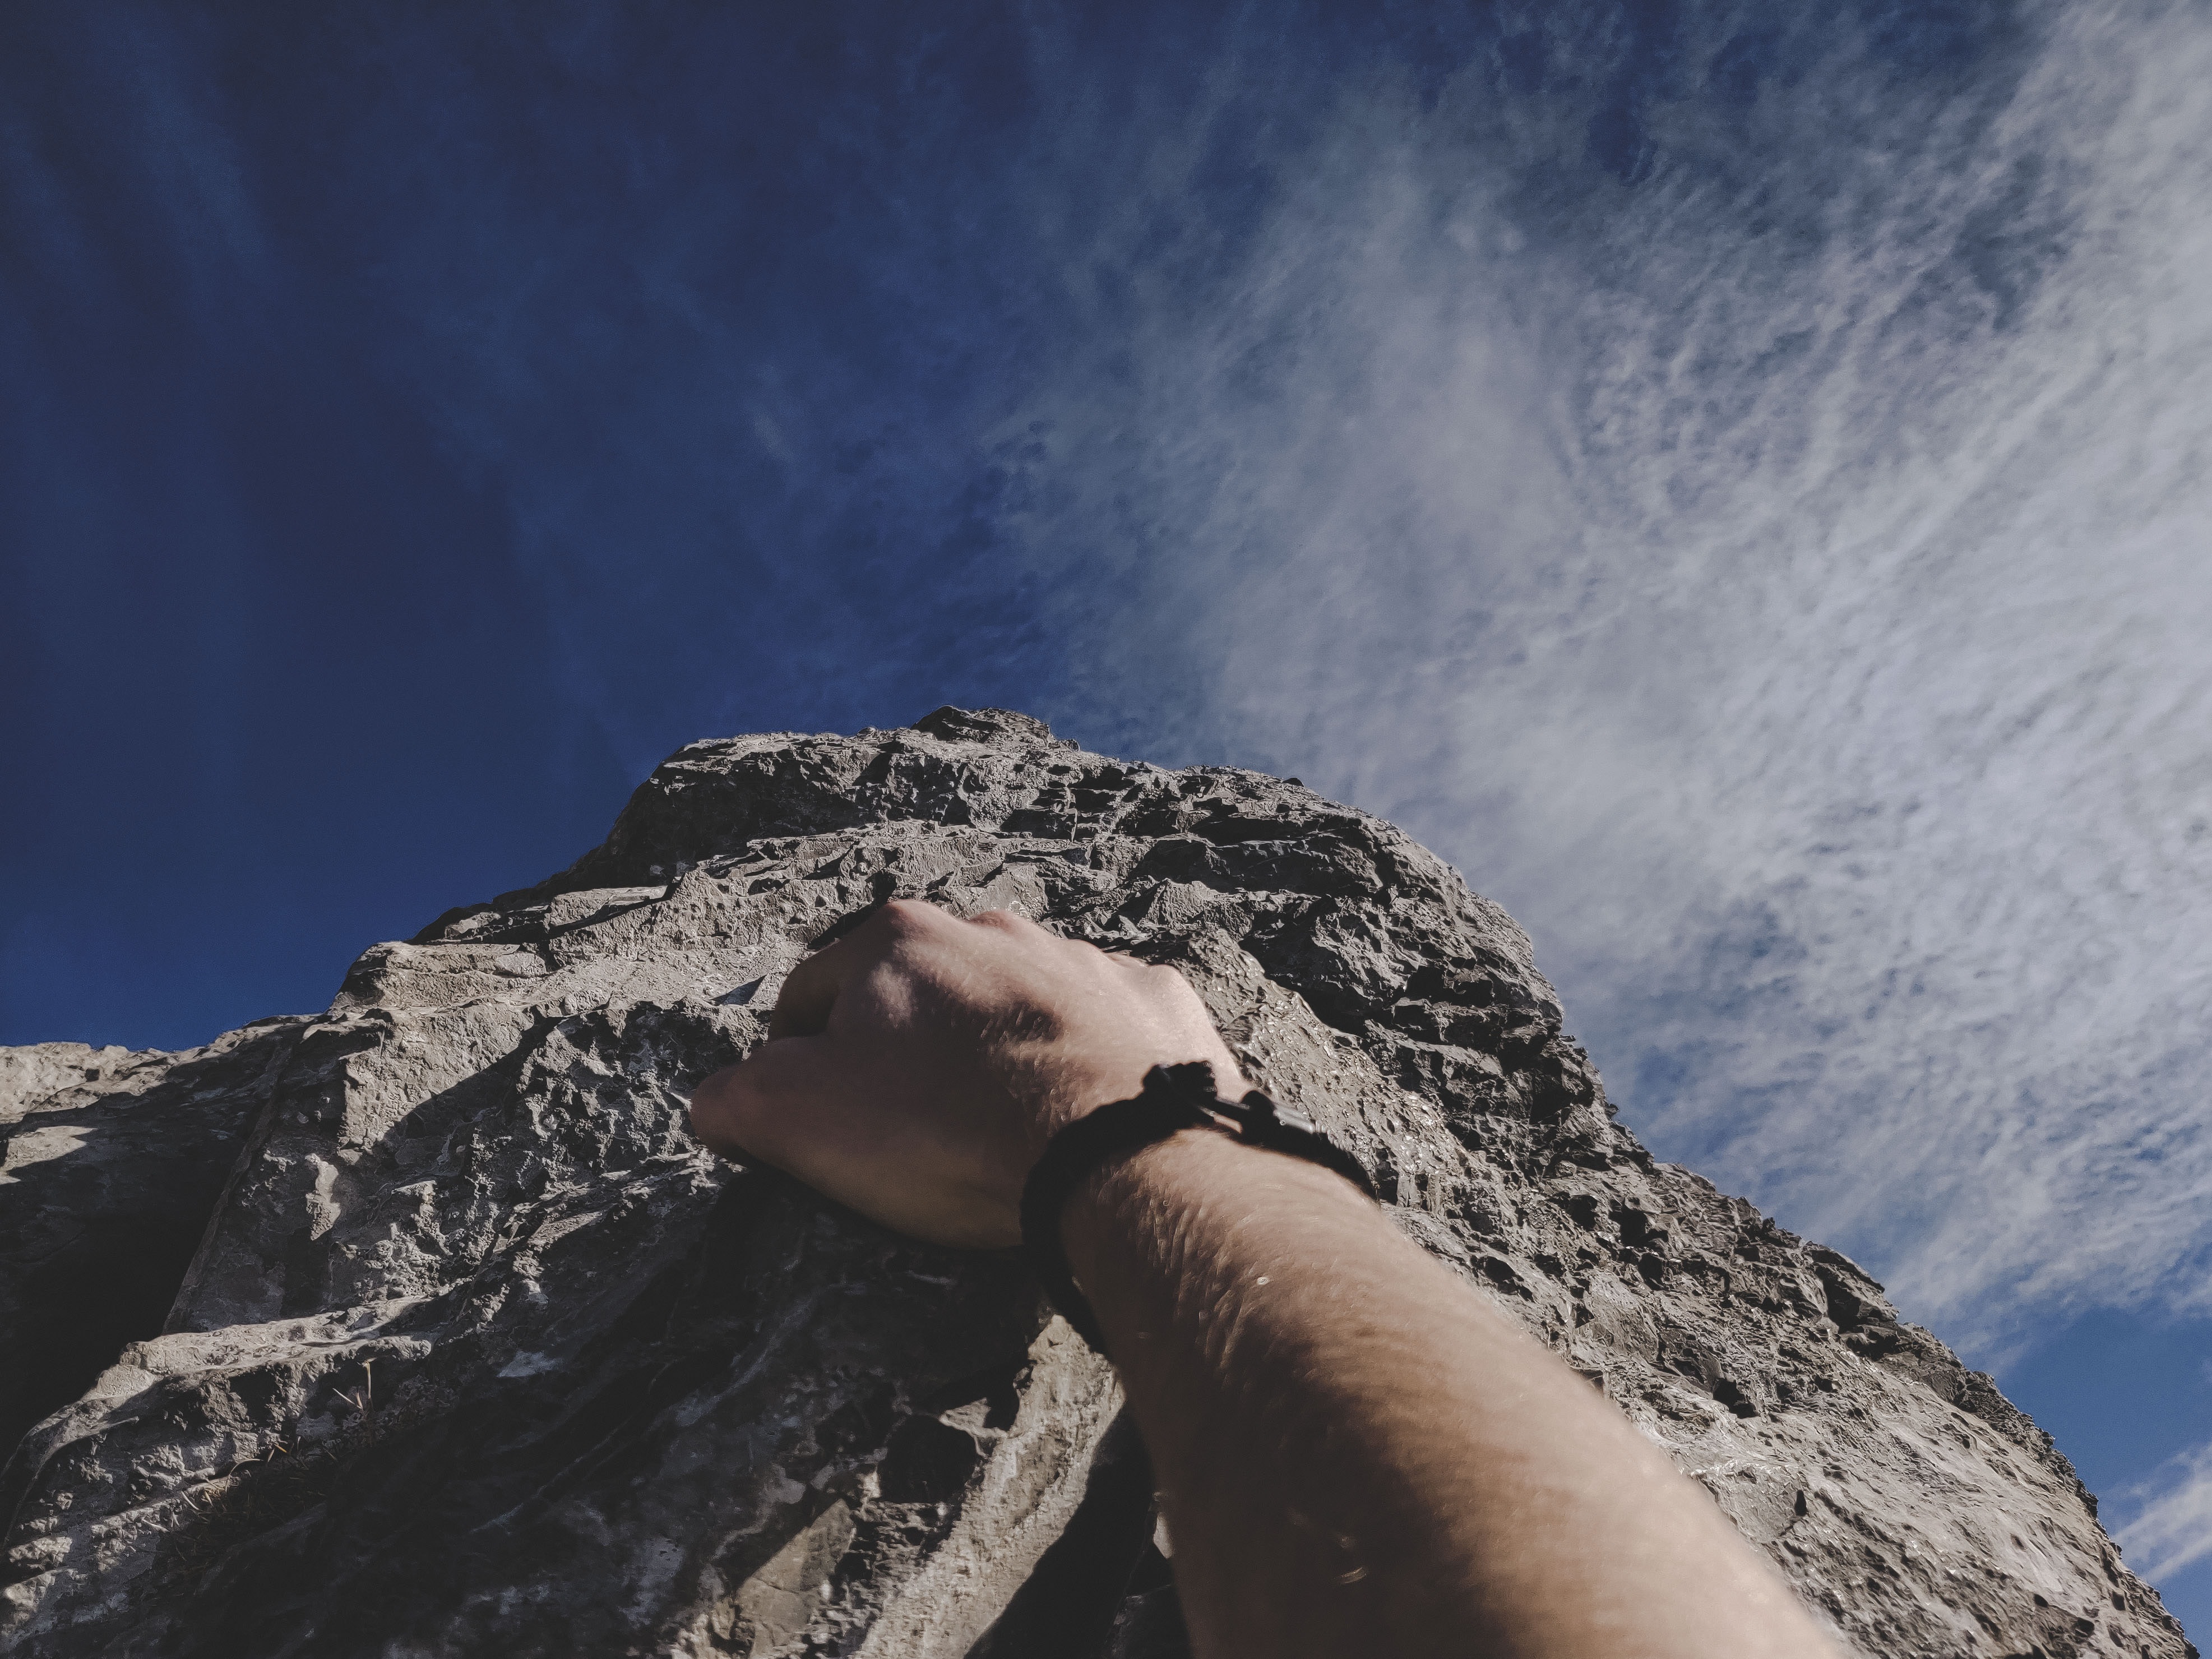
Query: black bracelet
[{"left": 1019, "top": 1061, "right": 1378, "bottom": 1355}]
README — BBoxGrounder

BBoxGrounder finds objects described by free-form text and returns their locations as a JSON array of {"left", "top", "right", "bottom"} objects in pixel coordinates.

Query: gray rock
[
  {"left": 0, "top": 708, "right": 2192, "bottom": 1658},
  {"left": 0, "top": 1030, "right": 309, "bottom": 1477}
]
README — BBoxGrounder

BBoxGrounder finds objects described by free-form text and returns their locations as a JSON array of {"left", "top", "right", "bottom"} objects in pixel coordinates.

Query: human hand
[{"left": 688, "top": 899, "right": 1247, "bottom": 1247}]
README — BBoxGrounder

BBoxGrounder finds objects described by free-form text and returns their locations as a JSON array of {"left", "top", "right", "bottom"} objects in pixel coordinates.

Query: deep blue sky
[
  {"left": 4, "top": 0, "right": 1106, "bottom": 1047},
  {"left": 6, "top": 0, "right": 2209, "bottom": 1634},
  {"left": 1, "top": 0, "right": 2043, "bottom": 1049}
]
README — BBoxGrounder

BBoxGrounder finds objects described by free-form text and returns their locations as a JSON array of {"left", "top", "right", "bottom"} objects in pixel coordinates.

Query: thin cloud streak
[
  {"left": 1007, "top": 2, "right": 2212, "bottom": 1353},
  {"left": 47, "top": 0, "right": 2198, "bottom": 1359},
  {"left": 2122, "top": 1443, "right": 2212, "bottom": 1582},
  {"left": 3, "top": 0, "right": 2200, "bottom": 1630}
]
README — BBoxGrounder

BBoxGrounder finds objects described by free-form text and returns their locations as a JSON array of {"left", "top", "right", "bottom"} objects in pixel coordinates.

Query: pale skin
[{"left": 690, "top": 900, "right": 1840, "bottom": 1659}]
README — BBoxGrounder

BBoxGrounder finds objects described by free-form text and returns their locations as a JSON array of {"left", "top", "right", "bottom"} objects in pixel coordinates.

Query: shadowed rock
[{"left": 0, "top": 711, "right": 2192, "bottom": 1657}]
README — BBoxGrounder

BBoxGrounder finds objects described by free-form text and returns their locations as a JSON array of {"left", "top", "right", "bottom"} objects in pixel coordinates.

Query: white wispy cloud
[
  {"left": 1008, "top": 1, "right": 2212, "bottom": 1355},
  {"left": 21, "top": 0, "right": 2194, "bottom": 1373},
  {"left": 2121, "top": 1443, "right": 2212, "bottom": 1581},
  {"left": 267, "top": 0, "right": 2206, "bottom": 1360}
]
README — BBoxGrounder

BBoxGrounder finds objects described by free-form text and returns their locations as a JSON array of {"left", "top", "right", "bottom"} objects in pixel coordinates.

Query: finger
[
  {"left": 688, "top": 1034, "right": 836, "bottom": 1163},
  {"left": 769, "top": 935, "right": 867, "bottom": 1039},
  {"left": 774, "top": 897, "right": 965, "bottom": 1038},
  {"left": 693, "top": 1037, "right": 926, "bottom": 1226},
  {"left": 686, "top": 1060, "right": 751, "bottom": 1158}
]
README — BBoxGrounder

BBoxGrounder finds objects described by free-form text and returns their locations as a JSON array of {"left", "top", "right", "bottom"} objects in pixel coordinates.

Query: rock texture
[{"left": 0, "top": 707, "right": 2192, "bottom": 1658}]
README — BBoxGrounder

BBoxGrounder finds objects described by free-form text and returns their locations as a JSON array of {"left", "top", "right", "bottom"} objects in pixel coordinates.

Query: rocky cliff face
[{"left": 0, "top": 708, "right": 2192, "bottom": 1658}]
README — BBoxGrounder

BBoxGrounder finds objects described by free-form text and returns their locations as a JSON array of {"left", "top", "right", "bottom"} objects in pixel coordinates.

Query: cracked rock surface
[{"left": 0, "top": 706, "right": 2192, "bottom": 1658}]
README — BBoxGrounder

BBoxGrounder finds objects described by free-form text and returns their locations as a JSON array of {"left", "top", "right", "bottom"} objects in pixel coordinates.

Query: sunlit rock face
[{"left": 0, "top": 708, "right": 2190, "bottom": 1658}]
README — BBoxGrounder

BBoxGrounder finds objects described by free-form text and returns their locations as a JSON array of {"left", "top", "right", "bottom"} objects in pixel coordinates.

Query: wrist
[
  {"left": 1057, "top": 1127, "right": 1221, "bottom": 1285},
  {"left": 1057, "top": 1130, "right": 1378, "bottom": 1353},
  {"left": 1020, "top": 1061, "right": 1377, "bottom": 1354},
  {"left": 1003, "top": 1053, "right": 1250, "bottom": 1190}
]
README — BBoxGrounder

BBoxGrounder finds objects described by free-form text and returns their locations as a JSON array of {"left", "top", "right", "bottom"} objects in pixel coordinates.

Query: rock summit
[{"left": 0, "top": 710, "right": 2191, "bottom": 1657}]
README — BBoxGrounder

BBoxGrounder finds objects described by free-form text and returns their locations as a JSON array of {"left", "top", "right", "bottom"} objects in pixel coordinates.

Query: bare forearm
[
  {"left": 1064, "top": 1131, "right": 1838, "bottom": 1659},
  {"left": 691, "top": 903, "right": 1836, "bottom": 1656}
]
